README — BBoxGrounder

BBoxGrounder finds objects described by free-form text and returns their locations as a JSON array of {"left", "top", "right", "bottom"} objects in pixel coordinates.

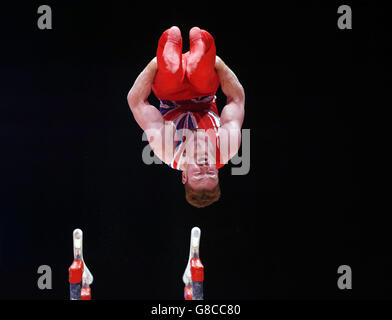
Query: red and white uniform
[{"left": 151, "top": 27, "right": 224, "bottom": 170}]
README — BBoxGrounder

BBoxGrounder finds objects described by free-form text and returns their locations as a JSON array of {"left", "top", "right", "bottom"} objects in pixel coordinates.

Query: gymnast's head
[{"left": 182, "top": 161, "right": 221, "bottom": 208}]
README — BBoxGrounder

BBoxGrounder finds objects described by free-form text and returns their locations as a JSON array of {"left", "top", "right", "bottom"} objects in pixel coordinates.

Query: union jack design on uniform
[{"left": 159, "top": 95, "right": 224, "bottom": 170}]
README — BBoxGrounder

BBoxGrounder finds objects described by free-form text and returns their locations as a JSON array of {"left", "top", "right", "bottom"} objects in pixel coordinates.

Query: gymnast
[{"left": 127, "top": 26, "right": 245, "bottom": 208}]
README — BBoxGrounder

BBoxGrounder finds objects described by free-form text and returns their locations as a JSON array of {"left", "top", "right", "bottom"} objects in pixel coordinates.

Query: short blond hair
[{"left": 184, "top": 183, "right": 221, "bottom": 208}]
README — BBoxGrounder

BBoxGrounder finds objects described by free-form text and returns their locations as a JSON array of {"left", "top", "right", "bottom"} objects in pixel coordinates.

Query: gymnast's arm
[
  {"left": 127, "top": 58, "right": 175, "bottom": 164},
  {"left": 215, "top": 56, "right": 245, "bottom": 163}
]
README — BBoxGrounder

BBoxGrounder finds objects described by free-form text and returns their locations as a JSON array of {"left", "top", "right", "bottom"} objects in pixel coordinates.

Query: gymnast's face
[{"left": 182, "top": 162, "right": 219, "bottom": 191}]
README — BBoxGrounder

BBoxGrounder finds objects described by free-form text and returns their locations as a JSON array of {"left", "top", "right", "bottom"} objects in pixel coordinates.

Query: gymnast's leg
[
  {"left": 152, "top": 26, "right": 184, "bottom": 99},
  {"left": 186, "top": 27, "right": 220, "bottom": 95}
]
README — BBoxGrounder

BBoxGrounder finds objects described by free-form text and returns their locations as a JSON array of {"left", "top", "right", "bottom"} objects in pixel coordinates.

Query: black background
[{"left": 0, "top": 1, "right": 389, "bottom": 300}]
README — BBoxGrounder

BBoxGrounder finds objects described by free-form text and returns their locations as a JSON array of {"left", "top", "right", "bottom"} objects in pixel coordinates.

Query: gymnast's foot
[
  {"left": 187, "top": 27, "right": 205, "bottom": 75},
  {"left": 161, "top": 26, "right": 182, "bottom": 73}
]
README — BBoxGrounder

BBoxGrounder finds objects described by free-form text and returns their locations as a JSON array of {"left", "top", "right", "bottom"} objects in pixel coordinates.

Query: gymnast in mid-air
[{"left": 127, "top": 26, "right": 245, "bottom": 208}]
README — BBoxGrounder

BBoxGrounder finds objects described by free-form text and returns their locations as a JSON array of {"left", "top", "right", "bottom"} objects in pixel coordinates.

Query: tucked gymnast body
[{"left": 127, "top": 26, "right": 245, "bottom": 208}]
